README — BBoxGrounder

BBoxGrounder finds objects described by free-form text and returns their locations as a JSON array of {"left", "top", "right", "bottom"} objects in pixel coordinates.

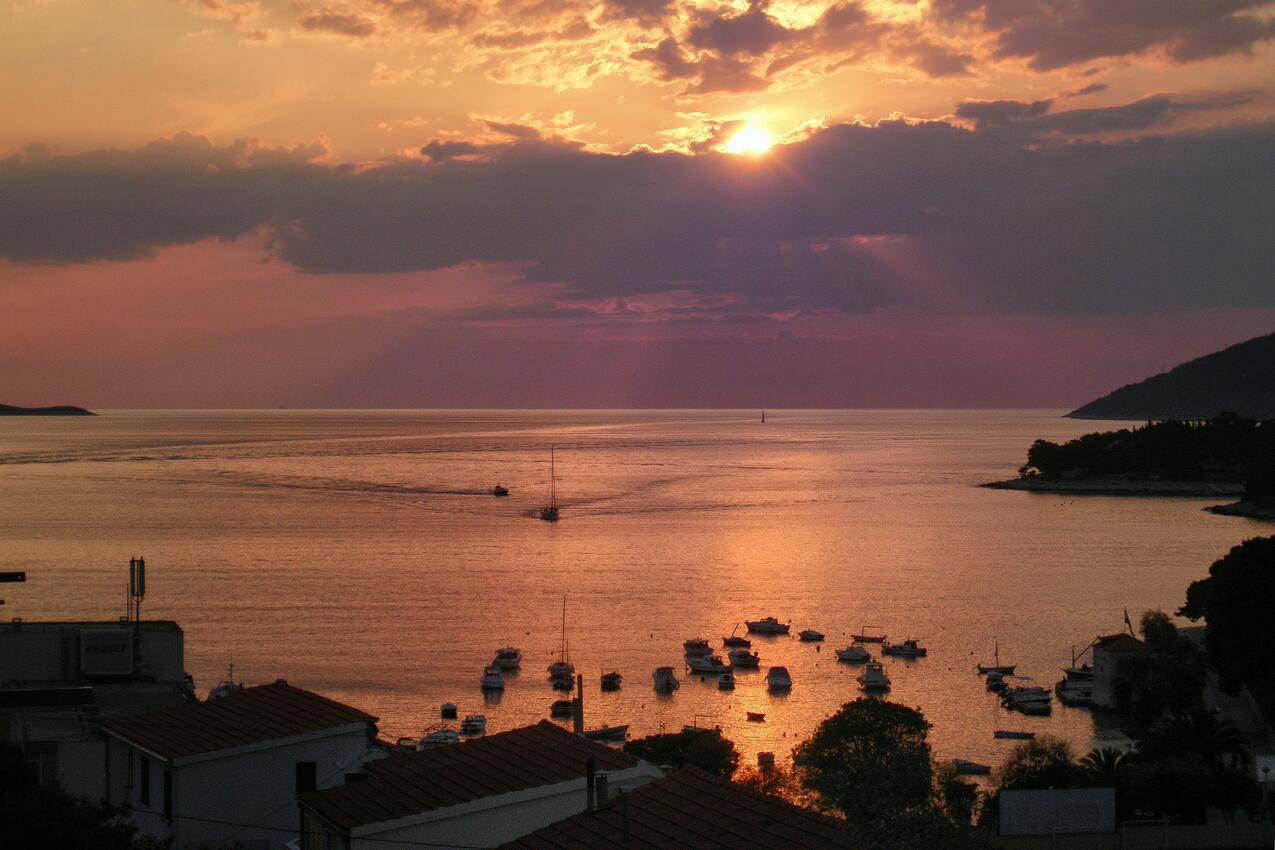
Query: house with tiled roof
[
  {"left": 102, "top": 681, "right": 379, "bottom": 850},
  {"left": 1090, "top": 632, "right": 1151, "bottom": 709},
  {"left": 298, "top": 720, "right": 664, "bottom": 850},
  {"left": 500, "top": 766, "right": 862, "bottom": 849}
]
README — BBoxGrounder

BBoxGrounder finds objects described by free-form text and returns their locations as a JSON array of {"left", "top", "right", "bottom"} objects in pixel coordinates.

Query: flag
[{"left": 1123, "top": 608, "right": 1133, "bottom": 634}]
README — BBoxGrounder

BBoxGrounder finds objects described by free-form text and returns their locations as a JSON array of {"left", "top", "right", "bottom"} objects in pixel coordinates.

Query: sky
[{"left": 2, "top": 0, "right": 1275, "bottom": 408}]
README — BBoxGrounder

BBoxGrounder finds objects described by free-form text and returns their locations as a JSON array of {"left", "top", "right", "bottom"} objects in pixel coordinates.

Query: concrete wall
[
  {"left": 0, "top": 620, "right": 185, "bottom": 685},
  {"left": 109, "top": 727, "right": 373, "bottom": 850}
]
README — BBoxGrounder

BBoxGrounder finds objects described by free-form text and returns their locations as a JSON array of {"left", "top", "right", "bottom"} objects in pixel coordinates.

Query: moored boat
[
  {"left": 601, "top": 671, "right": 623, "bottom": 691},
  {"left": 976, "top": 641, "right": 1014, "bottom": 675},
  {"left": 539, "top": 446, "right": 560, "bottom": 521},
  {"left": 766, "top": 666, "right": 793, "bottom": 691},
  {"left": 548, "top": 595, "right": 574, "bottom": 681},
  {"left": 653, "top": 666, "right": 680, "bottom": 693},
  {"left": 418, "top": 726, "right": 460, "bottom": 749},
  {"left": 440, "top": 702, "right": 458, "bottom": 719},
  {"left": 746, "top": 711, "right": 765, "bottom": 722},
  {"left": 550, "top": 699, "right": 574, "bottom": 717},
  {"left": 687, "top": 654, "right": 731, "bottom": 674},
  {"left": 835, "top": 645, "right": 870, "bottom": 663},
  {"left": 722, "top": 624, "right": 751, "bottom": 648},
  {"left": 727, "top": 648, "right": 760, "bottom": 668},
  {"left": 857, "top": 661, "right": 890, "bottom": 691},
  {"left": 491, "top": 484, "right": 509, "bottom": 497},
  {"left": 480, "top": 666, "right": 505, "bottom": 689},
  {"left": 683, "top": 638, "right": 712, "bottom": 656},
  {"left": 746, "top": 617, "right": 790, "bottom": 635},
  {"left": 718, "top": 671, "right": 736, "bottom": 690},
  {"left": 852, "top": 625, "right": 886, "bottom": 643},
  {"left": 584, "top": 724, "right": 629, "bottom": 740},
  {"left": 882, "top": 638, "right": 927, "bottom": 658},
  {"left": 798, "top": 628, "right": 825, "bottom": 642},
  {"left": 494, "top": 646, "right": 522, "bottom": 669},
  {"left": 459, "top": 714, "right": 487, "bottom": 736}
]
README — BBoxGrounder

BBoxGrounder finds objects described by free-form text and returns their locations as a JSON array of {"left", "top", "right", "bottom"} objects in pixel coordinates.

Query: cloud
[
  {"left": 903, "top": 41, "right": 974, "bottom": 77},
  {"left": 299, "top": 10, "right": 377, "bottom": 37},
  {"left": 955, "top": 98, "right": 1053, "bottom": 124},
  {"left": 5, "top": 110, "right": 1275, "bottom": 318},
  {"left": 420, "top": 139, "right": 481, "bottom": 159},
  {"left": 1065, "top": 83, "right": 1108, "bottom": 98},
  {"left": 368, "top": 0, "right": 477, "bottom": 30},
  {"left": 930, "top": 0, "right": 1275, "bottom": 70},
  {"left": 599, "top": 0, "right": 675, "bottom": 25}
]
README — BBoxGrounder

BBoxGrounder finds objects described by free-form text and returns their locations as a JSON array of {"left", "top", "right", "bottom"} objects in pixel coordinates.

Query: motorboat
[
  {"left": 459, "top": 714, "right": 487, "bottom": 736},
  {"left": 653, "top": 666, "right": 680, "bottom": 693},
  {"left": 539, "top": 446, "right": 560, "bottom": 521},
  {"left": 550, "top": 699, "right": 574, "bottom": 717},
  {"left": 977, "top": 642, "right": 1014, "bottom": 675},
  {"left": 994, "top": 730, "right": 1035, "bottom": 740},
  {"left": 682, "top": 724, "right": 718, "bottom": 735},
  {"left": 1055, "top": 677, "right": 1093, "bottom": 706},
  {"left": 480, "top": 666, "right": 505, "bottom": 690},
  {"left": 882, "top": 638, "right": 927, "bottom": 658},
  {"left": 601, "top": 671, "right": 623, "bottom": 691},
  {"left": 1016, "top": 700, "right": 1052, "bottom": 716},
  {"left": 766, "top": 666, "right": 793, "bottom": 691},
  {"left": 1062, "top": 664, "right": 1094, "bottom": 680},
  {"left": 985, "top": 671, "right": 1008, "bottom": 692},
  {"left": 953, "top": 759, "right": 992, "bottom": 776},
  {"left": 441, "top": 702, "right": 458, "bottom": 719},
  {"left": 718, "top": 672, "right": 736, "bottom": 690},
  {"left": 583, "top": 724, "right": 629, "bottom": 741},
  {"left": 683, "top": 638, "right": 712, "bottom": 656},
  {"left": 208, "top": 664, "right": 244, "bottom": 700},
  {"left": 493, "top": 646, "right": 522, "bottom": 669},
  {"left": 551, "top": 675, "right": 574, "bottom": 692},
  {"left": 418, "top": 726, "right": 460, "bottom": 749},
  {"left": 835, "top": 645, "right": 870, "bottom": 663},
  {"left": 727, "top": 648, "right": 760, "bottom": 669},
  {"left": 491, "top": 484, "right": 509, "bottom": 497},
  {"left": 722, "top": 624, "right": 751, "bottom": 648},
  {"left": 798, "top": 629, "right": 825, "bottom": 642},
  {"left": 857, "top": 661, "right": 890, "bottom": 691},
  {"left": 746, "top": 617, "right": 790, "bottom": 635},
  {"left": 851, "top": 626, "right": 886, "bottom": 643},
  {"left": 686, "top": 654, "right": 731, "bottom": 674},
  {"left": 746, "top": 711, "right": 765, "bottom": 722}
]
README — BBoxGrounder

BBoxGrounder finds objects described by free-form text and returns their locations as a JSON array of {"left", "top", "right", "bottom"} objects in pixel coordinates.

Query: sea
[{"left": 1, "top": 410, "right": 1264, "bottom": 770}]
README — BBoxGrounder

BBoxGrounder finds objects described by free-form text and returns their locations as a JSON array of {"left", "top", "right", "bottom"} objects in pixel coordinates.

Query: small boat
[
  {"left": 977, "top": 642, "right": 1014, "bottom": 675},
  {"left": 550, "top": 699, "right": 574, "bottom": 717},
  {"left": 722, "top": 624, "right": 751, "bottom": 648},
  {"left": 418, "top": 727, "right": 460, "bottom": 749},
  {"left": 683, "top": 638, "right": 712, "bottom": 656},
  {"left": 1016, "top": 700, "right": 1052, "bottom": 716},
  {"left": 539, "top": 446, "right": 560, "bottom": 521},
  {"left": 727, "top": 648, "right": 760, "bottom": 668},
  {"left": 718, "top": 672, "right": 735, "bottom": 690},
  {"left": 480, "top": 666, "right": 505, "bottom": 689},
  {"left": 459, "top": 714, "right": 487, "bottom": 736},
  {"left": 994, "top": 730, "right": 1035, "bottom": 740},
  {"left": 985, "top": 671, "right": 1008, "bottom": 692},
  {"left": 441, "top": 702, "right": 458, "bottom": 719},
  {"left": 584, "top": 724, "right": 629, "bottom": 741},
  {"left": 746, "top": 617, "right": 790, "bottom": 635},
  {"left": 1062, "top": 664, "right": 1094, "bottom": 680},
  {"left": 547, "top": 595, "right": 574, "bottom": 680},
  {"left": 835, "top": 645, "right": 870, "bottom": 663},
  {"left": 851, "top": 626, "right": 886, "bottom": 643},
  {"left": 1055, "top": 678, "right": 1093, "bottom": 706},
  {"left": 208, "top": 664, "right": 244, "bottom": 700},
  {"left": 491, "top": 484, "right": 509, "bottom": 497},
  {"left": 857, "top": 661, "right": 890, "bottom": 691},
  {"left": 601, "top": 671, "right": 623, "bottom": 691},
  {"left": 686, "top": 654, "right": 731, "bottom": 674},
  {"left": 953, "top": 759, "right": 992, "bottom": 776},
  {"left": 653, "top": 666, "right": 680, "bottom": 693},
  {"left": 766, "top": 666, "right": 792, "bottom": 691},
  {"left": 551, "top": 676, "right": 574, "bottom": 692},
  {"left": 746, "top": 711, "right": 766, "bottom": 722},
  {"left": 493, "top": 646, "right": 522, "bottom": 669},
  {"left": 682, "top": 724, "right": 717, "bottom": 735},
  {"left": 799, "top": 629, "right": 825, "bottom": 642},
  {"left": 882, "top": 638, "right": 927, "bottom": 658}
]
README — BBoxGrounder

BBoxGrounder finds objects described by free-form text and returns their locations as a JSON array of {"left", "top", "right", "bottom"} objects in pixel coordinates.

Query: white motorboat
[
  {"left": 583, "top": 724, "right": 629, "bottom": 741},
  {"left": 746, "top": 617, "right": 790, "bottom": 635},
  {"left": 727, "top": 648, "right": 760, "bottom": 668},
  {"left": 835, "top": 645, "right": 870, "bottom": 662},
  {"left": 480, "top": 666, "right": 505, "bottom": 689},
  {"left": 460, "top": 714, "right": 487, "bottom": 736},
  {"left": 798, "top": 629, "right": 825, "bottom": 642},
  {"left": 851, "top": 626, "right": 886, "bottom": 643},
  {"left": 683, "top": 638, "right": 712, "bottom": 656},
  {"left": 494, "top": 646, "right": 522, "bottom": 669},
  {"left": 766, "top": 666, "right": 793, "bottom": 691},
  {"left": 976, "top": 641, "right": 1014, "bottom": 675},
  {"left": 718, "top": 671, "right": 736, "bottom": 690},
  {"left": 418, "top": 726, "right": 460, "bottom": 749},
  {"left": 653, "top": 666, "right": 680, "bottom": 693},
  {"left": 857, "top": 661, "right": 890, "bottom": 690},
  {"left": 687, "top": 654, "right": 731, "bottom": 674},
  {"left": 882, "top": 638, "right": 927, "bottom": 658}
]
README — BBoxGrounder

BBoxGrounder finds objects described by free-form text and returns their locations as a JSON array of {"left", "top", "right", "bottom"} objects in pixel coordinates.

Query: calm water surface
[{"left": 2, "top": 410, "right": 1265, "bottom": 769}]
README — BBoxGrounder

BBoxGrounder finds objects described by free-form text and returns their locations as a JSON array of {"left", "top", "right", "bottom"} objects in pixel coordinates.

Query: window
[
  {"left": 26, "top": 742, "right": 57, "bottom": 786},
  {"left": 139, "top": 755, "right": 150, "bottom": 806},
  {"left": 163, "top": 770, "right": 172, "bottom": 820},
  {"left": 125, "top": 749, "right": 134, "bottom": 790},
  {"left": 296, "top": 761, "right": 317, "bottom": 794}
]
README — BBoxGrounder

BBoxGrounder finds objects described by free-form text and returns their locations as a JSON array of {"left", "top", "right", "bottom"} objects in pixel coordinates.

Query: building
[
  {"left": 1089, "top": 633, "right": 1150, "bottom": 709},
  {"left": 102, "top": 681, "right": 379, "bottom": 850},
  {"left": 499, "top": 766, "right": 862, "bottom": 849},
  {"left": 0, "top": 618, "right": 193, "bottom": 800},
  {"left": 299, "top": 720, "right": 666, "bottom": 850}
]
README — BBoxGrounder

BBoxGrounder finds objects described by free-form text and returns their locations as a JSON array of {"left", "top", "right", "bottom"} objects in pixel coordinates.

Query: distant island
[
  {"left": 986, "top": 414, "right": 1275, "bottom": 520},
  {"left": 0, "top": 403, "right": 95, "bottom": 416},
  {"left": 1068, "top": 331, "right": 1275, "bottom": 420}
]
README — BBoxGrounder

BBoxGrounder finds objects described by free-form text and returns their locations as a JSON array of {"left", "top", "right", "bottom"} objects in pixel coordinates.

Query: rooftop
[
  {"left": 302, "top": 720, "right": 641, "bottom": 831},
  {"left": 1095, "top": 633, "right": 1150, "bottom": 654},
  {"left": 500, "top": 767, "right": 861, "bottom": 849},
  {"left": 101, "top": 682, "right": 377, "bottom": 760}
]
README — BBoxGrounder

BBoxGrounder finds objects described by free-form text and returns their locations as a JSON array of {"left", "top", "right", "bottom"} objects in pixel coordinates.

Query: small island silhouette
[{"left": 0, "top": 403, "right": 95, "bottom": 416}]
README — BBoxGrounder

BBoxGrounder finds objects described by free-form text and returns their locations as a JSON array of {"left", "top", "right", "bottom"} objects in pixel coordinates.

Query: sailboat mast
[
  {"left": 550, "top": 446, "right": 557, "bottom": 508},
  {"left": 559, "top": 595, "right": 566, "bottom": 663}
]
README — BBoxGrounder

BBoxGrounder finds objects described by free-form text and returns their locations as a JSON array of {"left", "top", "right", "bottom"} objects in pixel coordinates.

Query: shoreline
[
  {"left": 981, "top": 477, "right": 1245, "bottom": 498},
  {"left": 1205, "top": 501, "right": 1275, "bottom": 521}
]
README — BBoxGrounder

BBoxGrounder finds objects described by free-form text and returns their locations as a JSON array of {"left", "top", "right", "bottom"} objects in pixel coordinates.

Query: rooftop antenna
[{"left": 129, "top": 557, "right": 146, "bottom": 666}]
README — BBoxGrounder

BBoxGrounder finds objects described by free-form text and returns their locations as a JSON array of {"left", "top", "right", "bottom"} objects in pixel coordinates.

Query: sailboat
[
  {"left": 539, "top": 446, "right": 560, "bottom": 522},
  {"left": 761, "top": 411, "right": 766, "bottom": 423},
  {"left": 976, "top": 641, "right": 1015, "bottom": 675},
  {"left": 547, "top": 595, "right": 574, "bottom": 682}
]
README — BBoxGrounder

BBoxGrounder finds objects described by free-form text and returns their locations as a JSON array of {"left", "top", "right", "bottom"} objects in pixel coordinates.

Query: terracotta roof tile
[
  {"left": 500, "top": 767, "right": 862, "bottom": 849},
  {"left": 301, "top": 720, "right": 641, "bottom": 831},
  {"left": 101, "top": 683, "right": 376, "bottom": 760}
]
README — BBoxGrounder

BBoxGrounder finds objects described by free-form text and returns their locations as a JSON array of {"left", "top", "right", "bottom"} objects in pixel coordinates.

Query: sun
[{"left": 723, "top": 125, "right": 773, "bottom": 155}]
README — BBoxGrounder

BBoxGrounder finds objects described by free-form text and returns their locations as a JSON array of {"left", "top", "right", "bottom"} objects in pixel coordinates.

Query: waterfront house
[
  {"left": 498, "top": 766, "right": 862, "bottom": 849},
  {"left": 102, "top": 681, "right": 378, "bottom": 850},
  {"left": 1089, "top": 632, "right": 1150, "bottom": 709},
  {"left": 298, "top": 720, "right": 665, "bottom": 850}
]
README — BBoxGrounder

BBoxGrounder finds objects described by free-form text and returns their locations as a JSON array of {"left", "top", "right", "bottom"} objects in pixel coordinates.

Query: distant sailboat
[
  {"left": 539, "top": 446, "right": 560, "bottom": 522},
  {"left": 761, "top": 410, "right": 766, "bottom": 423}
]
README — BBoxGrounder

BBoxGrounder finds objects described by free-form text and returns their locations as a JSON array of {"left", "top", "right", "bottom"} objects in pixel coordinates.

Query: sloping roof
[
  {"left": 500, "top": 767, "right": 861, "bottom": 849},
  {"left": 1095, "top": 633, "right": 1150, "bottom": 654},
  {"left": 101, "top": 682, "right": 377, "bottom": 760},
  {"left": 301, "top": 720, "right": 641, "bottom": 831}
]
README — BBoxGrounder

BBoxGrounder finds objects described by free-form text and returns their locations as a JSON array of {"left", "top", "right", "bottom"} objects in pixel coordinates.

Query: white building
[
  {"left": 1089, "top": 632, "right": 1150, "bottom": 709},
  {"left": 102, "top": 681, "right": 379, "bottom": 850},
  {"left": 0, "top": 618, "right": 193, "bottom": 800},
  {"left": 299, "top": 721, "right": 665, "bottom": 850}
]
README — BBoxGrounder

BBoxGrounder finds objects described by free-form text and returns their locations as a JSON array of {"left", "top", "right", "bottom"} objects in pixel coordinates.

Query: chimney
[
  {"left": 585, "top": 757, "right": 596, "bottom": 812},
  {"left": 594, "top": 771, "right": 609, "bottom": 807},
  {"left": 573, "top": 673, "right": 585, "bottom": 735}
]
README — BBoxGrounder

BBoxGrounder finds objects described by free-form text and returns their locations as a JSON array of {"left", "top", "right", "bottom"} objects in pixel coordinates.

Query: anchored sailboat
[{"left": 539, "top": 446, "right": 560, "bottom": 522}]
